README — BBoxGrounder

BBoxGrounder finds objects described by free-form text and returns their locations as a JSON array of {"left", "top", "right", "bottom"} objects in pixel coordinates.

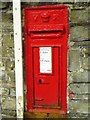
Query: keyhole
[{"left": 38, "top": 79, "right": 42, "bottom": 84}]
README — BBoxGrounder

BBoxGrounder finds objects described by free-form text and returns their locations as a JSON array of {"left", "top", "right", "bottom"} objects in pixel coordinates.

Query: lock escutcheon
[{"left": 38, "top": 79, "right": 43, "bottom": 84}]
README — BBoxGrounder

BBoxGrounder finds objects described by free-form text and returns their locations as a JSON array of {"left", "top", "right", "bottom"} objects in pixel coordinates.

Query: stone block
[
  {"left": 2, "top": 115, "right": 16, "bottom": 119},
  {"left": 2, "top": 10, "right": 13, "bottom": 23},
  {"left": 2, "top": 82, "right": 15, "bottom": 88},
  {"left": 81, "top": 57, "right": 90, "bottom": 70},
  {"left": 0, "top": 2, "right": 9, "bottom": 9},
  {"left": 76, "top": 0, "right": 89, "bottom": 2},
  {"left": 1, "top": 23, "right": 13, "bottom": 33},
  {"left": 72, "top": 70, "right": 89, "bottom": 83},
  {"left": 2, "top": 96, "right": 16, "bottom": 110},
  {"left": 2, "top": 71, "right": 15, "bottom": 87},
  {"left": 2, "top": 33, "right": 14, "bottom": 47},
  {"left": 74, "top": 41, "right": 90, "bottom": 46},
  {"left": 69, "top": 83, "right": 89, "bottom": 94},
  {"left": 70, "top": 7, "right": 89, "bottom": 23},
  {"left": 71, "top": 2, "right": 89, "bottom": 10},
  {"left": 68, "top": 49, "right": 81, "bottom": 71},
  {"left": 71, "top": 94, "right": 89, "bottom": 100},
  {"left": 2, "top": 58, "right": 15, "bottom": 72},
  {"left": 7, "top": 71, "right": 15, "bottom": 82},
  {"left": 1, "top": 70, "right": 15, "bottom": 85},
  {"left": 2, "top": 34, "right": 14, "bottom": 57},
  {"left": 2, "top": 88, "right": 9, "bottom": 96},
  {"left": 1, "top": 110, "right": 16, "bottom": 118},
  {"left": 82, "top": 47, "right": 90, "bottom": 57},
  {"left": 69, "top": 100, "right": 89, "bottom": 114},
  {"left": 68, "top": 111, "right": 88, "bottom": 118},
  {"left": 2, "top": 45, "right": 14, "bottom": 58},
  {"left": 70, "top": 26, "right": 89, "bottom": 41},
  {"left": 1, "top": 9, "right": 13, "bottom": 32},
  {"left": 57, "top": 0, "right": 74, "bottom": 2}
]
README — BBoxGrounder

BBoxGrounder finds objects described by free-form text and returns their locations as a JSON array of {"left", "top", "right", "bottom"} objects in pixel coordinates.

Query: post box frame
[{"left": 24, "top": 5, "right": 69, "bottom": 114}]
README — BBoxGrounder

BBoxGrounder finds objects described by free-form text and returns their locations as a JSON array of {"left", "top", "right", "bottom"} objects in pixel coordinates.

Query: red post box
[{"left": 24, "top": 5, "right": 69, "bottom": 114}]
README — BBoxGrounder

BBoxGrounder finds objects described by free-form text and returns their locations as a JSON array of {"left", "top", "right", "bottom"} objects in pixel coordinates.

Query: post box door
[{"left": 33, "top": 47, "right": 60, "bottom": 108}]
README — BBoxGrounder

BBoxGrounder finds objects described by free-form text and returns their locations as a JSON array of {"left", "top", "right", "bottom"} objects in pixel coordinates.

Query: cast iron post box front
[{"left": 24, "top": 5, "right": 69, "bottom": 114}]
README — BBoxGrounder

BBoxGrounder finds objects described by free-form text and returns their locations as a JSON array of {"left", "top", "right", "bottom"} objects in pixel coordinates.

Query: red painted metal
[{"left": 24, "top": 5, "right": 69, "bottom": 114}]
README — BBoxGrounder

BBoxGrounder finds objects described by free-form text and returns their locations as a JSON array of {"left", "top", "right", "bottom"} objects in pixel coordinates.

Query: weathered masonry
[{"left": 0, "top": 1, "right": 90, "bottom": 119}]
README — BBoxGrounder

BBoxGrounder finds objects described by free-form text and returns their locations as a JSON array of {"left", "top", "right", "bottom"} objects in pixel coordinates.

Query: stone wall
[
  {"left": 0, "top": 2, "right": 16, "bottom": 118},
  {"left": 68, "top": 2, "right": 89, "bottom": 118},
  {"left": 0, "top": 1, "right": 90, "bottom": 118}
]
